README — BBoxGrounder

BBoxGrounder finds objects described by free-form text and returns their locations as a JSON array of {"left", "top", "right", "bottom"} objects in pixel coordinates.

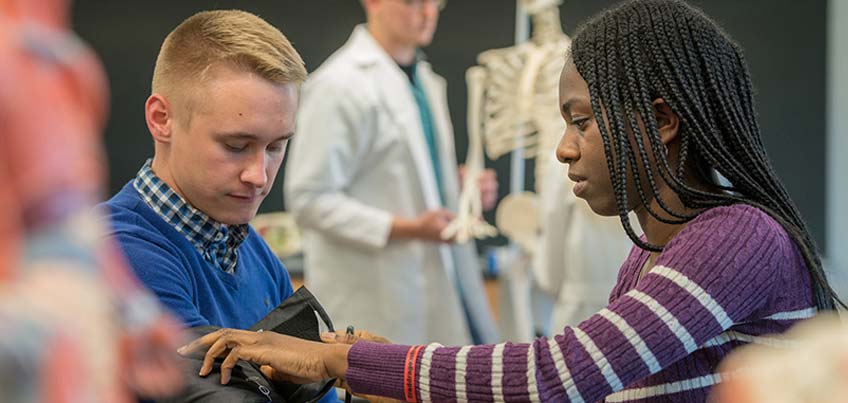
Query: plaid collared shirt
[{"left": 133, "top": 159, "right": 248, "bottom": 274}]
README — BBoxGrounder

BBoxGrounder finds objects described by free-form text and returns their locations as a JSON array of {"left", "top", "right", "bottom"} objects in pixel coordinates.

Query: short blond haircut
[{"left": 151, "top": 10, "right": 307, "bottom": 120}]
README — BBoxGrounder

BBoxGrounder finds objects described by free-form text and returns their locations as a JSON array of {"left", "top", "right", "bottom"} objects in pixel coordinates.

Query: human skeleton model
[
  {"left": 0, "top": 0, "right": 181, "bottom": 401},
  {"left": 442, "top": 0, "right": 570, "bottom": 251}
]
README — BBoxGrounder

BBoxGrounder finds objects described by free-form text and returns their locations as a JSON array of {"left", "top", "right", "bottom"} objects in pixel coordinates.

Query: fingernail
[
  {"left": 177, "top": 345, "right": 187, "bottom": 355},
  {"left": 320, "top": 332, "right": 337, "bottom": 341}
]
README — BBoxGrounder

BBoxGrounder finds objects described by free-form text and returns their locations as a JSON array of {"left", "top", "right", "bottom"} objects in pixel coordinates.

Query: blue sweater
[
  {"left": 99, "top": 182, "right": 338, "bottom": 402},
  {"left": 99, "top": 182, "right": 293, "bottom": 329}
]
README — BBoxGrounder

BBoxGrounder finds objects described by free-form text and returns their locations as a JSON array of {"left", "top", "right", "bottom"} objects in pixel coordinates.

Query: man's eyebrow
[{"left": 215, "top": 132, "right": 295, "bottom": 141}]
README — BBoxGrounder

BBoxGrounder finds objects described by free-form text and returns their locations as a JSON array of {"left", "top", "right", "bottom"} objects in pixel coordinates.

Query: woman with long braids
[{"left": 179, "top": 0, "right": 843, "bottom": 401}]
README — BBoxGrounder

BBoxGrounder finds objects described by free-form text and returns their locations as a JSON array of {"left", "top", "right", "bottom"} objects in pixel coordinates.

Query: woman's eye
[{"left": 573, "top": 118, "right": 590, "bottom": 130}]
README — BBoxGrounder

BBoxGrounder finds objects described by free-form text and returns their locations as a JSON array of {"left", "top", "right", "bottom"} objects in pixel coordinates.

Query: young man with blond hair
[{"left": 97, "top": 14, "right": 334, "bottom": 402}]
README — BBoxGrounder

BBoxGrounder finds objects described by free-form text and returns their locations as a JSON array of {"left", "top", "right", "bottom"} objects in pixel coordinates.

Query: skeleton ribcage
[
  {"left": 472, "top": 39, "right": 569, "bottom": 193},
  {"left": 477, "top": 40, "right": 568, "bottom": 163}
]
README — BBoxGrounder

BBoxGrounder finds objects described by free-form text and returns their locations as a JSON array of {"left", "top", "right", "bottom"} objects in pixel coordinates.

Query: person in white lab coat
[{"left": 284, "top": 0, "right": 499, "bottom": 346}]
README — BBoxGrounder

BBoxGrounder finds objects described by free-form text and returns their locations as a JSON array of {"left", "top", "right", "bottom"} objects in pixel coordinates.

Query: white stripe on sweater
[
  {"left": 491, "top": 343, "right": 506, "bottom": 402},
  {"left": 573, "top": 327, "right": 624, "bottom": 391},
  {"left": 547, "top": 336, "right": 585, "bottom": 403},
  {"left": 416, "top": 343, "right": 441, "bottom": 403},
  {"left": 605, "top": 373, "right": 730, "bottom": 402},
  {"left": 764, "top": 307, "right": 817, "bottom": 321},
  {"left": 526, "top": 345, "right": 541, "bottom": 402},
  {"left": 454, "top": 346, "right": 472, "bottom": 402},
  {"left": 627, "top": 290, "right": 698, "bottom": 353},
  {"left": 597, "top": 308, "right": 662, "bottom": 373},
  {"left": 652, "top": 266, "right": 733, "bottom": 329}
]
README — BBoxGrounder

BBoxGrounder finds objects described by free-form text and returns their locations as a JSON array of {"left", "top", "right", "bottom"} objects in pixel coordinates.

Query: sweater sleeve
[
  {"left": 346, "top": 205, "right": 794, "bottom": 402},
  {"left": 113, "top": 230, "right": 209, "bottom": 328}
]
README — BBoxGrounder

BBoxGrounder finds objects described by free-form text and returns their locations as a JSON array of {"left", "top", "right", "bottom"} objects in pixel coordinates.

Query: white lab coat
[
  {"left": 533, "top": 152, "right": 634, "bottom": 328},
  {"left": 284, "top": 25, "right": 498, "bottom": 346}
]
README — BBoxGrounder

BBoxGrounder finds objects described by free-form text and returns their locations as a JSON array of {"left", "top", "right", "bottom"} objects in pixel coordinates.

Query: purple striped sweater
[{"left": 344, "top": 205, "right": 817, "bottom": 402}]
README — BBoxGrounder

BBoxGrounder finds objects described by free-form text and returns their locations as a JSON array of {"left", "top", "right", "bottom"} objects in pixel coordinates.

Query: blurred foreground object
[
  {"left": 714, "top": 314, "right": 848, "bottom": 403},
  {"left": 0, "top": 0, "right": 183, "bottom": 401}
]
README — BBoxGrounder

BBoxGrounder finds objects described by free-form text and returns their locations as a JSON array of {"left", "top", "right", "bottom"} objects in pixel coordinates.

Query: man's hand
[
  {"left": 459, "top": 166, "right": 498, "bottom": 211},
  {"left": 123, "top": 313, "right": 187, "bottom": 398},
  {"left": 414, "top": 209, "right": 456, "bottom": 242},
  {"left": 390, "top": 208, "right": 455, "bottom": 243},
  {"left": 478, "top": 168, "right": 498, "bottom": 211}
]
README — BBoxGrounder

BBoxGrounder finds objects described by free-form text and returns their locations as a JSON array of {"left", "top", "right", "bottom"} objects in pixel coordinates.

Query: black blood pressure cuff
[{"left": 160, "top": 286, "right": 337, "bottom": 403}]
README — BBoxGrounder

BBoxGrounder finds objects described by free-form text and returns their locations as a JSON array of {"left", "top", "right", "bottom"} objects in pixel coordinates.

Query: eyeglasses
[{"left": 396, "top": 0, "right": 447, "bottom": 11}]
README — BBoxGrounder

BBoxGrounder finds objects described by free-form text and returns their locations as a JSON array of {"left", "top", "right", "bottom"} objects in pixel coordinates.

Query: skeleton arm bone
[{"left": 441, "top": 66, "right": 498, "bottom": 242}]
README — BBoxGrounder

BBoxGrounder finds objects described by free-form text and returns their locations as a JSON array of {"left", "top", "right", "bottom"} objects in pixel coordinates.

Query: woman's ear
[{"left": 652, "top": 98, "right": 679, "bottom": 145}]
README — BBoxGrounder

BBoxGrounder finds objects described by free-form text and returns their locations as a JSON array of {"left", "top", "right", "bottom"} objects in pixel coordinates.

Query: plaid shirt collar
[{"left": 133, "top": 159, "right": 248, "bottom": 274}]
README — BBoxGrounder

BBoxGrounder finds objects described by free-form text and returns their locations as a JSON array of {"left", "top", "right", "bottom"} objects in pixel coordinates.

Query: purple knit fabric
[{"left": 346, "top": 205, "right": 816, "bottom": 402}]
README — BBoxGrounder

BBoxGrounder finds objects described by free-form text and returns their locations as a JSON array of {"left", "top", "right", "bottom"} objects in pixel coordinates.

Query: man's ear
[
  {"left": 362, "top": 0, "right": 379, "bottom": 14},
  {"left": 145, "top": 93, "right": 174, "bottom": 144},
  {"left": 652, "top": 98, "right": 680, "bottom": 145}
]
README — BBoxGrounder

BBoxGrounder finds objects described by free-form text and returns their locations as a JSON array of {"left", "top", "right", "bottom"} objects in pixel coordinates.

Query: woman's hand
[
  {"left": 321, "top": 328, "right": 391, "bottom": 345},
  {"left": 177, "top": 328, "right": 350, "bottom": 385}
]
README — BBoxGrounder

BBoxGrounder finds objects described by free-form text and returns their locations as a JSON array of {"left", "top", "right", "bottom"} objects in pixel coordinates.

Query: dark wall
[{"left": 72, "top": 0, "right": 827, "bottom": 250}]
